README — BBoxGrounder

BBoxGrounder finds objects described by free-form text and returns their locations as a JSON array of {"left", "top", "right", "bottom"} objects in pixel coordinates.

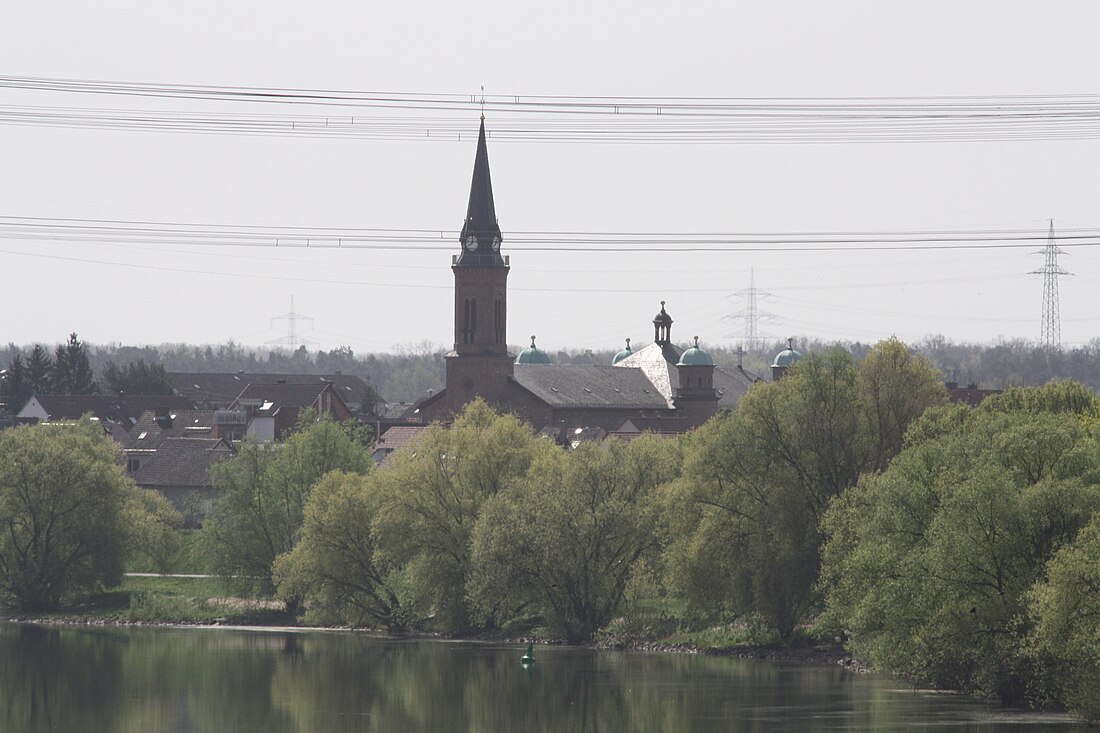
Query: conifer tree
[
  {"left": 1, "top": 353, "right": 30, "bottom": 411},
  {"left": 25, "top": 345, "right": 53, "bottom": 394},
  {"left": 52, "top": 333, "right": 97, "bottom": 394}
]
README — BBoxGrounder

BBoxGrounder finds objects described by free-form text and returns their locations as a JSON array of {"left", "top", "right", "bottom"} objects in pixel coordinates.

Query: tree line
[{"left": 8, "top": 333, "right": 1100, "bottom": 406}]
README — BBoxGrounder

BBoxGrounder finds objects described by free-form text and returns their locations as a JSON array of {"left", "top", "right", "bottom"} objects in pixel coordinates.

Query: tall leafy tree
[
  {"left": 370, "top": 399, "right": 544, "bottom": 633},
  {"left": 664, "top": 340, "right": 946, "bottom": 641},
  {"left": 821, "top": 383, "right": 1100, "bottom": 705},
  {"left": 203, "top": 414, "right": 371, "bottom": 600},
  {"left": 274, "top": 471, "right": 412, "bottom": 630},
  {"left": 0, "top": 419, "right": 180, "bottom": 612},
  {"left": 470, "top": 435, "right": 680, "bottom": 642},
  {"left": 1029, "top": 516, "right": 1100, "bottom": 722}
]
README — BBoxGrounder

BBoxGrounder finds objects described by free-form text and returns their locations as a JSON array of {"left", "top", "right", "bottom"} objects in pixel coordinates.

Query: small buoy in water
[{"left": 521, "top": 643, "right": 535, "bottom": 665}]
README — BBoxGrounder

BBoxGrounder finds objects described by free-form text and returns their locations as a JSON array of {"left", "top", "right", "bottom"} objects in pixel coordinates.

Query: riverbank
[
  {"left": 2, "top": 571, "right": 875, "bottom": 671},
  {"left": 5, "top": 601, "right": 864, "bottom": 673}
]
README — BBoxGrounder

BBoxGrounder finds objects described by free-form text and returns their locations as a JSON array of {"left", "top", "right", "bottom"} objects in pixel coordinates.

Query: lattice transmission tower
[
  {"left": 1031, "top": 220, "right": 1071, "bottom": 350},
  {"left": 725, "top": 269, "right": 776, "bottom": 350},
  {"left": 267, "top": 296, "right": 318, "bottom": 349}
]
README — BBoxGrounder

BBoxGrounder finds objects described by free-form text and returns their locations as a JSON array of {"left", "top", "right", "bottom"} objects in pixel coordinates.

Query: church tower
[{"left": 444, "top": 118, "right": 515, "bottom": 403}]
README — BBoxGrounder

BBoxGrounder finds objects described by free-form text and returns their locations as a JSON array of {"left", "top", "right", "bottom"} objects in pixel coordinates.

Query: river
[{"left": 0, "top": 623, "right": 1079, "bottom": 732}]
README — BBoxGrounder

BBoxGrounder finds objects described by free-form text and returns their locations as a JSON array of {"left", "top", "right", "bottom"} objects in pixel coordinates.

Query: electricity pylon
[
  {"left": 1031, "top": 220, "right": 1071, "bottom": 350},
  {"left": 268, "top": 296, "right": 318, "bottom": 348}
]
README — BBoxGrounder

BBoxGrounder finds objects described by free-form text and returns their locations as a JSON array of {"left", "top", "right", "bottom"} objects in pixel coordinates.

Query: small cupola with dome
[
  {"left": 771, "top": 337, "right": 803, "bottom": 380},
  {"left": 677, "top": 336, "right": 715, "bottom": 367},
  {"left": 611, "top": 338, "right": 633, "bottom": 365},
  {"left": 652, "top": 301, "right": 673, "bottom": 345},
  {"left": 515, "top": 335, "right": 551, "bottom": 365}
]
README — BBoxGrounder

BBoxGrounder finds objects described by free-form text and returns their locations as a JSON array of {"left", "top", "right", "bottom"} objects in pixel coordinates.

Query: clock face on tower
[
  {"left": 491, "top": 236, "right": 500, "bottom": 251},
  {"left": 465, "top": 235, "right": 479, "bottom": 251}
]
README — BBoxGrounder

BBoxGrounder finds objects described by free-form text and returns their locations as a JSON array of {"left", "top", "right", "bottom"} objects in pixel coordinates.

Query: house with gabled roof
[
  {"left": 126, "top": 409, "right": 218, "bottom": 450},
  {"left": 230, "top": 381, "right": 353, "bottom": 440},
  {"left": 167, "top": 371, "right": 382, "bottom": 414},
  {"left": 126, "top": 437, "right": 235, "bottom": 526},
  {"left": 17, "top": 394, "right": 196, "bottom": 440}
]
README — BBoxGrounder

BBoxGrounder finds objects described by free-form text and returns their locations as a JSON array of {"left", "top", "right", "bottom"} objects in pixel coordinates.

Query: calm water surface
[{"left": 0, "top": 622, "right": 1080, "bottom": 732}]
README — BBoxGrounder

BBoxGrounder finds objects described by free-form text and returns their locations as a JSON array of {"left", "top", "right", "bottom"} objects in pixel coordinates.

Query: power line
[
  {"left": 2, "top": 215, "right": 1100, "bottom": 252},
  {"left": 1, "top": 76, "right": 1100, "bottom": 142}
]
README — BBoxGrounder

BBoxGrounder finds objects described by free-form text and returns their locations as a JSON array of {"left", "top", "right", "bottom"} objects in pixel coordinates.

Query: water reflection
[{"left": 0, "top": 624, "right": 1078, "bottom": 733}]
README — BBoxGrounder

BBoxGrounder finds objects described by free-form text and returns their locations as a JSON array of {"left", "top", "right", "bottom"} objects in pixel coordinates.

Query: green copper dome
[
  {"left": 516, "top": 335, "right": 552, "bottom": 365},
  {"left": 677, "top": 336, "right": 714, "bottom": 366},
  {"left": 611, "top": 338, "right": 633, "bottom": 365},
  {"left": 772, "top": 338, "right": 803, "bottom": 368}
]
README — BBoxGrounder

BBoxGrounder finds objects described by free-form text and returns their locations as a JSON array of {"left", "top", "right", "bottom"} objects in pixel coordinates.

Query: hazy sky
[{"left": 2, "top": 2, "right": 1099, "bottom": 354}]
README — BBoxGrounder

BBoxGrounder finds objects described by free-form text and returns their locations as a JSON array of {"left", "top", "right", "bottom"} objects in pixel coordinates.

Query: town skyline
[{"left": 2, "top": 2, "right": 1099, "bottom": 352}]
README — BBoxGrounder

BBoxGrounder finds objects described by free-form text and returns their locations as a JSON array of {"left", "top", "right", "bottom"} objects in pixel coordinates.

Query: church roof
[
  {"left": 613, "top": 342, "right": 682, "bottom": 405},
  {"left": 456, "top": 118, "right": 505, "bottom": 267},
  {"left": 513, "top": 365, "right": 671, "bottom": 409},
  {"left": 713, "top": 366, "right": 757, "bottom": 408}
]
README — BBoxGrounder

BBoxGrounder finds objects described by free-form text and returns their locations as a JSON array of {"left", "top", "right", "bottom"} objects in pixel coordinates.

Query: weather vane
[{"left": 480, "top": 85, "right": 485, "bottom": 119}]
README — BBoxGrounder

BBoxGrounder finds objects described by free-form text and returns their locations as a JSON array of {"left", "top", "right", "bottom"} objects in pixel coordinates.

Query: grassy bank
[{"left": 5, "top": 574, "right": 292, "bottom": 627}]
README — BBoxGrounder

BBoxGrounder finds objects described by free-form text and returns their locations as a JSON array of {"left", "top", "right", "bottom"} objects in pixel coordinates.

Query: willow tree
[
  {"left": 664, "top": 340, "right": 946, "bottom": 641},
  {"left": 369, "top": 399, "right": 547, "bottom": 634},
  {"left": 203, "top": 414, "right": 371, "bottom": 597},
  {"left": 0, "top": 420, "right": 180, "bottom": 612},
  {"left": 470, "top": 435, "right": 681, "bottom": 642},
  {"left": 822, "top": 382, "right": 1100, "bottom": 704}
]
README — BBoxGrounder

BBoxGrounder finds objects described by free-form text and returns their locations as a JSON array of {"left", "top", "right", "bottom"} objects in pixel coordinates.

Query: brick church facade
[{"left": 415, "top": 119, "right": 756, "bottom": 434}]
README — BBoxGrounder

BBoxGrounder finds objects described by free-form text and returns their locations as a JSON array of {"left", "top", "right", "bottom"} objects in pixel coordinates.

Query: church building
[{"left": 415, "top": 119, "right": 757, "bottom": 435}]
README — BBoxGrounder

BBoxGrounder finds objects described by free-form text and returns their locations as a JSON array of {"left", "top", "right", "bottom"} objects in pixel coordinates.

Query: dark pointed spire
[{"left": 456, "top": 118, "right": 504, "bottom": 266}]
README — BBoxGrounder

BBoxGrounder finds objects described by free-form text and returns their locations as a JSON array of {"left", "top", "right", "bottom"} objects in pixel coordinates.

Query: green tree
[
  {"left": 858, "top": 337, "right": 949, "bottom": 471},
  {"left": 274, "top": 471, "right": 411, "bottom": 630},
  {"left": 0, "top": 420, "right": 181, "bottom": 612},
  {"left": 370, "top": 399, "right": 544, "bottom": 634},
  {"left": 664, "top": 341, "right": 946, "bottom": 641},
  {"left": 1029, "top": 516, "right": 1100, "bottom": 722},
  {"left": 52, "top": 333, "right": 97, "bottom": 394},
  {"left": 202, "top": 416, "right": 371, "bottom": 599},
  {"left": 26, "top": 344, "right": 53, "bottom": 394},
  {"left": 470, "top": 435, "right": 680, "bottom": 643},
  {"left": 1, "top": 353, "right": 30, "bottom": 411},
  {"left": 821, "top": 384, "right": 1100, "bottom": 704},
  {"left": 100, "top": 358, "right": 173, "bottom": 395}
]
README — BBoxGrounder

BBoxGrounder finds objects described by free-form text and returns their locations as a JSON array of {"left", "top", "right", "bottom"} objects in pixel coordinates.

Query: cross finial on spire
[{"left": 480, "top": 86, "right": 485, "bottom": 120}]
